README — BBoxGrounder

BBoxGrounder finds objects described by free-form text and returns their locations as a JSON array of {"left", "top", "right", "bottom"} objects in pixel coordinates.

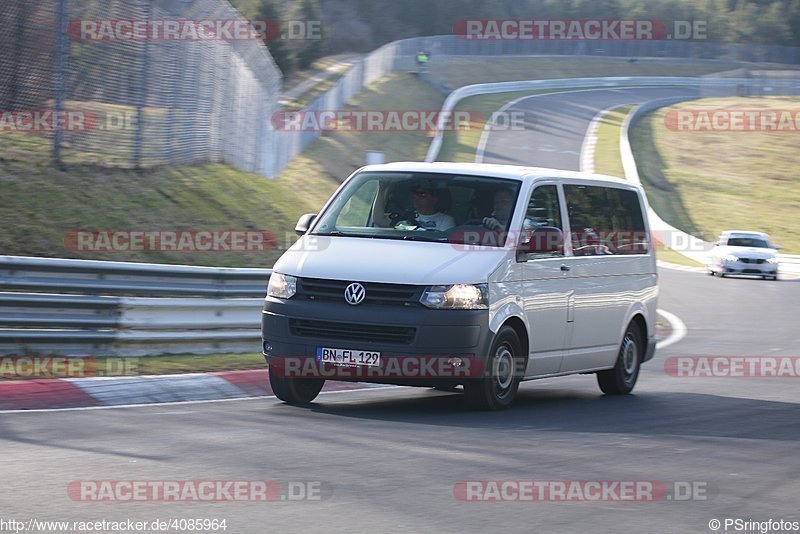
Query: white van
[{"left": 263, "top": 163, "right": 658, "bottom": 410}]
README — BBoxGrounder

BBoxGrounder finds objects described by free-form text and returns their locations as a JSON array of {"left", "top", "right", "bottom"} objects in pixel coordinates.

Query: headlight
[
  {"left": 722, "top": 254, "right": 739, "bottom": 262},
  {"left": 420, "top": 284, "right": 488, "bottom": 310},
  {"left": 267, "top": 272, "right": 297, "bottom": 299},
  {"left": 767, "top": 257, "right": 780, "bottom": 264}
]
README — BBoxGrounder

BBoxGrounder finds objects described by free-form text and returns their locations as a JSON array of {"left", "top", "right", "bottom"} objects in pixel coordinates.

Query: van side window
[
  {"left": 564, "top": 185, "right": 649, "bottom": 256},
  {"left": 525, "top": 185, "right": 562, "bottom": 231},
  {"left": 516, "top": 185, "right": 565, "bottom": 259}
]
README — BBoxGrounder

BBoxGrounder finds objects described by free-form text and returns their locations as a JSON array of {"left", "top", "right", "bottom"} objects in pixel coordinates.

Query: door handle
[{"left": 560, "top": 264, "right": 571, "bottom": 272}]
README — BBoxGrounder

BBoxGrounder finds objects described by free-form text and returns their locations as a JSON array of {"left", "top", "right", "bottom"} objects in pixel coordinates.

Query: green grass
[
  {"left": 431, "top": 57, "right": 799, "bottom": 89},
  {"left": 631, "top": 97, "right": 800, "bottom": 254},
  {"left": 0, "top": 72, "right": 442, "bottom": 267},
  {"left": 656, "top": 245, "right": 706, "bottom": 267},
  {"left": 593, "top": 105, "right": 632, "bottom": 177},
  {"left": 591, "top": 104, "right": 705, "bottom": 267},
  {"left": 126, "top": 353, "right": 266, "bottom": 375}
]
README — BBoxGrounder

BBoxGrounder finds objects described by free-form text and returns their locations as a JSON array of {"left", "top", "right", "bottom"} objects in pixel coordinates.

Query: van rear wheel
[
  {"left": 269, "top": 372, "right": 325, "bottom": 404},
  {"left": 597, "top": 323, "right": 642, "bottom": 395},
  {"left": 464, "top": 326, "right": 522, "bottom": 410}
]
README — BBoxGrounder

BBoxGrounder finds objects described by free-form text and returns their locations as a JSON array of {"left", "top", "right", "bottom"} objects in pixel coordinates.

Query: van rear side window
[{"left": 564, "top": 185, "right": 649, "bottom": 256}]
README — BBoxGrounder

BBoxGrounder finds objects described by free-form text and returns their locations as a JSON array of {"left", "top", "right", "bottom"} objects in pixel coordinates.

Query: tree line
[{"left": 252, "top": 0, "right": 800, "bottom": 74}]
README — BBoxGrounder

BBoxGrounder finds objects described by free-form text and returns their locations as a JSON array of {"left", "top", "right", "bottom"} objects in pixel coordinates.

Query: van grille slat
[
  {"left": 289, "top": 319, "right": 416, "bottom": 344},
  {"left": 297, "top": 278, "right": 420, "bottom": 306}
]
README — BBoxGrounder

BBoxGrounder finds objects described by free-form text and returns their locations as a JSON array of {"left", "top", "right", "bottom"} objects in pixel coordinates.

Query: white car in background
[{"left": 708, "top": 231, "right": 780, "bottom": 280}]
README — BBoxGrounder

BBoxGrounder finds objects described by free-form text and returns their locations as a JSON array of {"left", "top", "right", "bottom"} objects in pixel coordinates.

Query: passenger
[{"left": 409, "top": 187, "right": 455, "bottom": 231}]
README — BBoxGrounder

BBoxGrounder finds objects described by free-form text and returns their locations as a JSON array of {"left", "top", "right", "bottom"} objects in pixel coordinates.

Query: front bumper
[
  {"left": 643, "top": 335, "right": 656, "bottom": 363},
  {"left": 262, "top": 297, "right": 493, "bottom": 386},
  {"left": 719, "top": 259, "right": 777, "bottom": 276}
]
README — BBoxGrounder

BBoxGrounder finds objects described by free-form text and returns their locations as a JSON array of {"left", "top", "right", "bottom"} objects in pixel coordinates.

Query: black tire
[
  {"left": 464, "top": 326, "right": 523, "bottom": 410},
  {"left": 597, "top": 322, "right": 642, "bottom": 395},
  {"left": 269, "top": 372, "right": 324, "bottom": 404}
]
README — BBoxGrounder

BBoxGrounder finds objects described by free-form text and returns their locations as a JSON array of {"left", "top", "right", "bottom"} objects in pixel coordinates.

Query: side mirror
[
  {"left": 774, "top": 244, "right": 783, "bottom": 250},
  {"left": 294, "top": 213, "right": 317, "bottom": 236},
  {"left": 517, "top": 227, "right": 563, "bottom": 261}
]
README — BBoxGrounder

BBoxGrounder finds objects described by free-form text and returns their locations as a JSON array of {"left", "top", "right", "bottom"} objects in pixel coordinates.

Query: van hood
[
  {"left": 721, "top": 246, "right": 778, "bottom": 259},
  {"left": 273, "top": 235, "right": 508, "bottom": 285}
]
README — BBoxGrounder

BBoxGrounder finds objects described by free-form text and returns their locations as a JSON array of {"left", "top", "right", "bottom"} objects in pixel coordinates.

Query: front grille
[
  {"left": 297, "top": 278, "right": 421, "bottom": 306},
  {"left": 289, "top": 319, "right": 416, "bottom": 344},
  {"left": 739, "top": 258, "right": 766, "bottom": 264}
]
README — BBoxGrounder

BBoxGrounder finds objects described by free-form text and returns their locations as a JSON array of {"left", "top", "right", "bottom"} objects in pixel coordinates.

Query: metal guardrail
[
  {"left": 0, "top": 256, "right": 270, "bottom": 356},
  {"left": 0, "top": 255, "right": 271, "bottom": 298}
]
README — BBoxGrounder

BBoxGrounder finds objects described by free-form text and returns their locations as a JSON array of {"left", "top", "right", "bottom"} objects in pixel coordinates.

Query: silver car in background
[{"left": 708, "top": 230, "right": 780, "bottom": 280}]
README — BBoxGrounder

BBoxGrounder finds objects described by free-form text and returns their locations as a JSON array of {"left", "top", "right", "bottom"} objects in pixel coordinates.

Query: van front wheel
[
  {"left": 464, "top": 326, "right": 522, "bottom": 410},
  {"left": 269, "top": 372, "right": 325, "bottom": 404},
  {"left": 597, "top": 323, "right": 642, "bottom": 395}
]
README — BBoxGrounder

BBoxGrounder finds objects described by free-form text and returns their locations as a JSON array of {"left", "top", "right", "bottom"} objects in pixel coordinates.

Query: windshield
[
  {"left": 727, "top": 237, "right": 770, "bottom": 248},
  {"left": 311, "top": 171, "right": 522, "bottom": 247}
]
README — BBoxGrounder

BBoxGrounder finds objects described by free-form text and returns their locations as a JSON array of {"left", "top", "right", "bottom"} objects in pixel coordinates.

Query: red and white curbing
[{"left": 0, "top": 370, "right": 385, "bottom": 412}]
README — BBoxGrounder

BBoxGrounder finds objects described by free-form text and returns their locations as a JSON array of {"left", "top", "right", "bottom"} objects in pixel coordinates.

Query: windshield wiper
[{"left": 401, "top": 233, "right": 447, "bottom": 242}]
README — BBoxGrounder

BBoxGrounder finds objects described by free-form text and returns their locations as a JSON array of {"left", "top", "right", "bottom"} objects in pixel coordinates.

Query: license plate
[{"left": 316, "top": 347, "right": 381, "bottom": 367}]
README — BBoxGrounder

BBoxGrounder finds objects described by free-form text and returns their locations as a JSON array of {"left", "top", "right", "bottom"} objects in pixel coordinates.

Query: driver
[
  {"left": 482, "top": 188, "right": 514, "bottom": 231},
  {"left": 409, "top": 187, "right": 455, "bottom": 231}
]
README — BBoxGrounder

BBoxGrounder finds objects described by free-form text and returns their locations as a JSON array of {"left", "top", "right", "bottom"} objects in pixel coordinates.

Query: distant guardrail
[{"left": 0, "top": 256, "right": 270, "bottom": 356}]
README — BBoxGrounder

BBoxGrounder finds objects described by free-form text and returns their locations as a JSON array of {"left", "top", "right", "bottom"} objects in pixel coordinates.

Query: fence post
[
  {"left": 52, "top": 0, "right": 69, "bottom": 167},
  {"left": 133, "top": 0, "right": 152, "bottom": 169}
]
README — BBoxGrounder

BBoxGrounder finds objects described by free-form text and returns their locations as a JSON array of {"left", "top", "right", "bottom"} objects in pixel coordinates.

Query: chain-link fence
[
  {"left": 3, "top": 10, "right": 800, "bottom": 179},
  {"left": 0, "top": 0, "right": 281, "bottom": 174}
]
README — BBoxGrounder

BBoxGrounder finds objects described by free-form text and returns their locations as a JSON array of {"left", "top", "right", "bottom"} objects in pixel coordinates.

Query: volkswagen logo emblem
[{"left": 344, "top": 282, "right": 366, "bottom": 305}]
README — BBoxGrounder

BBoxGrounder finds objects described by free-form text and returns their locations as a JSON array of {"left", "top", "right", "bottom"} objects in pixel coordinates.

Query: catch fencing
[
  {"left": 3, "top": 9, "right": 800, "bottom": 178},
  {"left": 0, "top": 0, "right": 281, "bottom": 174}
]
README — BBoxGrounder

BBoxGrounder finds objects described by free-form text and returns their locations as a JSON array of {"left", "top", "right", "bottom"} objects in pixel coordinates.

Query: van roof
[
  {"left": 721, "top": 230, "right": 770, "bottom": 238},
  {"left": 360, "top": 161, "right": 633, "bottom": 187}
]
